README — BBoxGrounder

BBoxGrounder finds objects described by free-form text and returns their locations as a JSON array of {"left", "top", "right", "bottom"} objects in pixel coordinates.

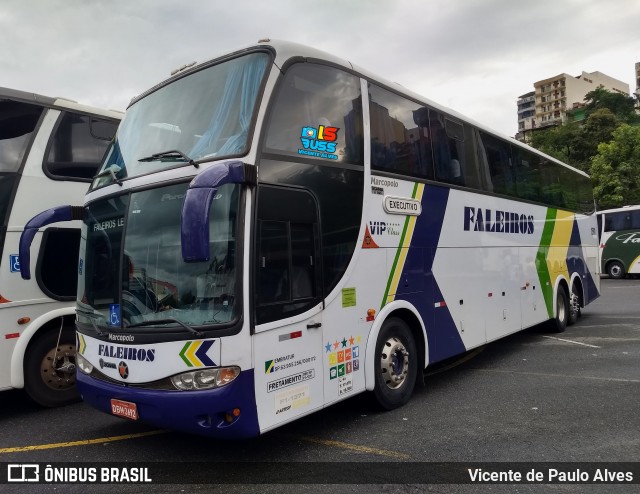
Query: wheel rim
[
  {"left": 380, "top": 336, "right": 409, "bottom": 390},
  {"left": 557, "top": 294, "right": 566, "bottom": 323},
  {"left": 40, "top": 343, "right": 76, "bottom": 391},
  {"left": 610, "top": 264, "right": 622, "bottom": 278}
]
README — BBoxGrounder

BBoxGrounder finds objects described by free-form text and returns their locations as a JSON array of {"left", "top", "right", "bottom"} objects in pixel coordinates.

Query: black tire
[
  {"left": 607, "top": 261, "right": 625, "bottom": 280},
  {"left": 549, "top": 288, "right": 569, "bottom": 333},
  {"left": 24, "top": 325, "right": 80, "bottom": 407},
  {"left": 372, "top": 317, "right": 418, "bottom": 410},
  {"left": 568, "top": 283, "right": 582, "bottom": 326}
]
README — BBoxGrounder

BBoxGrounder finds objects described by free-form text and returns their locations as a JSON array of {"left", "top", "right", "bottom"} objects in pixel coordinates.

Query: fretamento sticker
[{"left": 267, "top": 369, "right": 315, "bottom": 393}]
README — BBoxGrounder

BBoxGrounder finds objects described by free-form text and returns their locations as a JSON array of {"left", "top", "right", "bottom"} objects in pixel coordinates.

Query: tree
[
  {"left": 590, "top": 124, "right": 640, "bottom": 208},
  {"left": 530, "top": 122, "right": 582, "bottom": 167},
  {"left": 571, "top": 108, "right": 619, "bottom": 168},
  {"left": 583, "top": 87, "right": 639, "bottom": 124}
]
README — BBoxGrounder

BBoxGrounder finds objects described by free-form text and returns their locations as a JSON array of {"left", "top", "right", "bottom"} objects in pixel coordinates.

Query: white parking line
[
  {"left": 475, "top": 368, "right": 640, "bottom": 383},
  {"left": 542, "top": 336, "right": 600, "bottom": 348}
]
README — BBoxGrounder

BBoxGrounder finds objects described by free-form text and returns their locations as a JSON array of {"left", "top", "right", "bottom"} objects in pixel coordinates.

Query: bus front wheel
[
  {"left": 24, "top": 325, "right": 80, "bottom": 407},
  {"left": 373, "top": 317, "right": 417, "bottom": 410},
  {"left": 607, "top": 261, "right": 625, "bottom": 280}
]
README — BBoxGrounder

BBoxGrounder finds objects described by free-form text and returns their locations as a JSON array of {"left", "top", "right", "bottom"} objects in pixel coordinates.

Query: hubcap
[
  {"left": 610, "top": 265, "right": 621, "bottom": 277},
  {"left": 557, "top": 295, "right": 566, "bottom": 322},
  {"left": 380, "top": 336, "right": 409, "bottom": 390},
  {"left": 41, "top": 344, "right": 76, "bottom": 391}
]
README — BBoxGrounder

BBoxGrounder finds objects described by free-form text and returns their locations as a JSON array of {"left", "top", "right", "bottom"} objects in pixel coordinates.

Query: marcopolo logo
[{"left": 464, "top": 206, "right": 534, "bottom": 234}]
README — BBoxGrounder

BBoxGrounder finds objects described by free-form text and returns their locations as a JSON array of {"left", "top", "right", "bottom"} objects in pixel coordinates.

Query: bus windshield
[
  {"left": 78, "top": 182, "right": 240, "bottom": 330},
  {"left": 91, "top": 51, "right": 270, "bottom": 189}
]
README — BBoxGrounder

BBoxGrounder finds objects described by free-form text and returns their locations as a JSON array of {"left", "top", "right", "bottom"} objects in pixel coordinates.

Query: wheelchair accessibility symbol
[
  {"left": 9, "top": 255, "right": 20, "bottom": 273},
  {"left": 109, "top": 304, "right": 121, "bottom": 326}
]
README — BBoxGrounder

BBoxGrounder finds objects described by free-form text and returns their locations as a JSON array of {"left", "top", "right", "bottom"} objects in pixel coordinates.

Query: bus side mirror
[
  {"left": 19, "top": 205, "right": 84, "bottom": 280},
  {"left": 181, "top": 161, "right": 255, "bottom": 263}
]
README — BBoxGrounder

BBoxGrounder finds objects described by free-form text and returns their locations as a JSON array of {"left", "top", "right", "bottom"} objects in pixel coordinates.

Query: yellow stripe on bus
[
  {"left": 546, "top": 210, "right": 574, "bottom": 281},
  {"left": 386, "top": 183, "right": 424, "bottom": 304}
]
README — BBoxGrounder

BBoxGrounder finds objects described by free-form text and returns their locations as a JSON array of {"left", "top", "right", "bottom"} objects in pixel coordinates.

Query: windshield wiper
[
  {"left": 124, "top": 317, "right": 203, "bottom": 337},
  {"left": 76, "top": 308, "right": 108, "bottom": 337},
  {"left": 92, "top": 164, "right": 123, "bottom": 186},
  {"left": 138, "top": 150, "right": 198, "bottom": 168}
]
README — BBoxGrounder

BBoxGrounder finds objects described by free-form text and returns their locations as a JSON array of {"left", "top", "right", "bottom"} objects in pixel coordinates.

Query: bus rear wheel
[
  {"left": 24, "top": 325, "right": 80, "bottom": 407},
  {"left": 607, "top": 261, "right": 625, "bottom": 280},
  {"left": 549, "top": 288, "right": 569, "bottom": 333},
  {"left": 373, "top": 318, "right": 417, "bottom": 410},
  {"left": 568, "top": 284, "right": 582, "bottom": 326}
]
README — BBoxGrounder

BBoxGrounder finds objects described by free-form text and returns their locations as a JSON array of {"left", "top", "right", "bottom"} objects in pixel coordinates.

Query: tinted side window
[
  {"left": 37, "top": 228, "right": 81, "bottom": 300},
  {"left": 264, "top": 63, "right": 363, "bottom": 165},
  {"left": 256, "top": 185, "right": 322, "bottom": 325},
  {"left": 512, "top": 147, "right": 542, "bottom": 201},
  {"left": 430, "top": 111, "right": 479, "bottom": 188},
  {"left": 45, "top": 112, "right": 117, "bottom": 180},
  {"left": 0, "top": 100, "right": 43, "bottom": 173},
  {"left": 478, "top": 131, "right": 515, "bottom": 196},
  {"left": 369, "top": 84, "right": 433, "bottom": 179}
]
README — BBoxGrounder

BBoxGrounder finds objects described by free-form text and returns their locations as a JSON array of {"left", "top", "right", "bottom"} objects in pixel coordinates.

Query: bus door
[{"left": 252, "top": 185, "right": 325, "bottom": 430}]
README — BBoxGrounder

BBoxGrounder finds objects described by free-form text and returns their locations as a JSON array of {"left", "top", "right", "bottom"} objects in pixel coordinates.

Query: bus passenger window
[
  {"left": 478, "top": 131, "right": 515, "bottom": 196},
  {"left": 368, "top": 84, "right": 434, "bottom": 180},
  {"left": 263, "top": 63, "right": 363, "bottom": 165}
]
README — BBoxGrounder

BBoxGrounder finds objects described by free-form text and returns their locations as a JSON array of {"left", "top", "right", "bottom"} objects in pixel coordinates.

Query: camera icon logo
[
  {"left": 7, "top": 464, "right": 40, "bottom": 482},
  {"left": 301, "top": 127, "right": 317, "bottom": 139}
]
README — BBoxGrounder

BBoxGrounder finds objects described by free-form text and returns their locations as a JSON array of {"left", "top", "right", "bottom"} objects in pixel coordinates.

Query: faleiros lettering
[
  {"left": 464, "top": 206, "right": 534, "bottom": 234},
  {"left": 98, "top": 344, "right": 155, "bottom": 362}
]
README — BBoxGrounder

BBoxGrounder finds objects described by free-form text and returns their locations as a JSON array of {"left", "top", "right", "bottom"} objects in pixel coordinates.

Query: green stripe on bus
[
  {"left": 380, "top": 182, "right": 418, "bottom": 309},
  {"left": 536, "top": 208, "right": 557, "bottom": 317}
]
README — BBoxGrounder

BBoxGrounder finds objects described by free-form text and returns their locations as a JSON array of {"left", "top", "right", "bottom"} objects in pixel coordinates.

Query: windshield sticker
[
  {"left": 109, "top": 304, "right": 121, "bottom": 326},
  {"left": 298, "top": 125, "right": 340, "bottom": 160},
  {"left": 9, "top": 254, "right": 20, "bottom": 273}
]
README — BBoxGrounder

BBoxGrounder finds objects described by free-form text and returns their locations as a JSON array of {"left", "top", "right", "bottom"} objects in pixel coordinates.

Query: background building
[{"left": 516, "top": 70, "right": 630, "bottom": 141}]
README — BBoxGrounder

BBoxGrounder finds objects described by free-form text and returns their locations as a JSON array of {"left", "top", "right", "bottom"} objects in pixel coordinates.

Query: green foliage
[
  {"left": 530, "top": 88, "right": 639, "bottom": 180},
  {"left": 584, "top": 87, "right": 639, "bottom": 124},
  {"left": 590, "top": 124, "right": 640, "bottom": 208}
]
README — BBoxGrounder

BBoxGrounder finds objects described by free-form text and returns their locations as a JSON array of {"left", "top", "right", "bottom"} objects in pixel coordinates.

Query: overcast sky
[{"left": 2, "top": 0, "right": 639, "bottom": 137}]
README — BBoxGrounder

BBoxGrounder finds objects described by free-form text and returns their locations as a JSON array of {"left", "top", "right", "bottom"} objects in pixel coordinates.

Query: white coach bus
[
  {"left": 20, "top": 40, "right": 599, "bottom": 436},
  {"left": 1, "top": 87, "right": 121, "bottom": 406}
]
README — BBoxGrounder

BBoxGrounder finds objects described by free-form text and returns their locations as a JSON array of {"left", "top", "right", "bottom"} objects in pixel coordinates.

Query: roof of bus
[
  {"left": 596, "top": 205, "right": 640, "bottom": 214},
  {"left": 0, "top": 86, "right": 124, "bottom": 120},
  {"left": 134, "top": 39, "right": 590, "bottom": 179}
]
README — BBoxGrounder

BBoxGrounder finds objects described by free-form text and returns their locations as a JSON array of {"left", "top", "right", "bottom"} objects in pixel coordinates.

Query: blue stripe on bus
[
  {"left": 395, "top": 184, "right": 467, "bottom": 364},
  {"left": 568, "top": 217, "right": 599, "bottom": 304}
]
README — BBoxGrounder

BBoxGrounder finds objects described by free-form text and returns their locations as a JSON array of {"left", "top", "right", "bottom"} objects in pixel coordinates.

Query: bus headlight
[
  {"left": 170, "top": 366, "right": 240, "bottom": 391},
  {"left": 76, "top": 353, "right": 94, "bottom": 375}
]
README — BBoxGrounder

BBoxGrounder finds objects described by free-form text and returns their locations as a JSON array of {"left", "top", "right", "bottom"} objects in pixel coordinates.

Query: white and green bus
[
  {"left": 20, "top": 40, "right": 599, "bottom": 437},
  {"left": 597, "top": 205, "right": 640, "bottom": 279},
  {"left": 1, "top": 87, "right": 121, "bottom": 406}
]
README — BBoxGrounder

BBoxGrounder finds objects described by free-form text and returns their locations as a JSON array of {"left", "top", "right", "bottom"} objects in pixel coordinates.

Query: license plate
[{"left": 110, "top": 399, "right": 138, "bottom": 420}]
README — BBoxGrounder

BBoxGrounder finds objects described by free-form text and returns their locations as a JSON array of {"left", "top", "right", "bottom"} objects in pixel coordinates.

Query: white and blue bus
[
  {"left": 0, "top": 87, "right": 121, "bottom": 406},
  {"left": 20, "top": 40, "right": 599, "bottom": 436}
]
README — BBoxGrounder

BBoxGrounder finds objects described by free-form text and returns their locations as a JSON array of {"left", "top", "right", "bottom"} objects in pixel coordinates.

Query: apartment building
[{"left": 516, "top": 70, "right": 630, "bottom": 141}]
